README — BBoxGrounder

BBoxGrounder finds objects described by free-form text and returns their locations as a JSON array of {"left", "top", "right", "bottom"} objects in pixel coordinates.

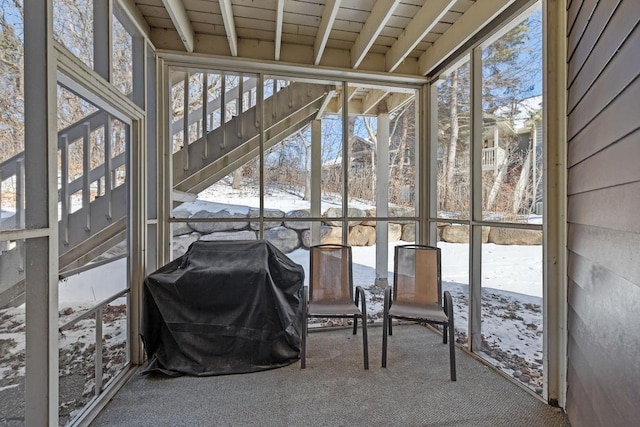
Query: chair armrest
[
  {"left": 443, "top": 290, "right": 454, "bottom": 325},
  {"left": 383, "top": 285, "right": 392, "bottom": 311},
  {"left": 355, "top": 286, "right": 367, "bottom": 319}
]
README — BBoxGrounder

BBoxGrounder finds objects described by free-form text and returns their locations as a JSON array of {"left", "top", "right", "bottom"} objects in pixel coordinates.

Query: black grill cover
[{"left": 141, "top": 240, "right": 304, "bottom": 376}]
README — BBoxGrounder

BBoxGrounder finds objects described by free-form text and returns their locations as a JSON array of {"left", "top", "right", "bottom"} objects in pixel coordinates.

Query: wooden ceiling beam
[
  {"left": 384, "top": 92, "right": 414, "bottom": 114},
  {"left": 419, "top": 0, "right": 515, "bottom": 75},
  {"left": 386, "top": 0, "right": 457, "bottom": 72},
  {"left": 219, "top": 0, "right": 238, "bottom": 56},
  {"left": 314, "top": 0, "right": 342, "bottom": 65},
  {"left": 362, "top": 89, "right": 389, "bottom": 115},
  {"left": 161, "top": 0, "right": 195, "bottom": 52},
  {"left": 274, "top": 0, "right": 285, "bottom": 60},
  {"left": 351, "top": 0, "right": 400, "bottom": 69}
]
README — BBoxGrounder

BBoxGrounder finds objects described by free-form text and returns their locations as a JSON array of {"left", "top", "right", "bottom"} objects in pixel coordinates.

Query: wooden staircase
[{"left": 0, "top": 80, "right": 331, "bottom": 307}]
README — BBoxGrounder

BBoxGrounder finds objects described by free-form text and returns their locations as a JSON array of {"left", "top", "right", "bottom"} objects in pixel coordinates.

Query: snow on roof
[{"left": 494, "top": 95, "right": 542, "bottom": 130}]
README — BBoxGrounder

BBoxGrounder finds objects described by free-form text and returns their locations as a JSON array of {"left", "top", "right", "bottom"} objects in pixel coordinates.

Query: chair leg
[
  {"left": 382, "top": 311, "right": 389, "bottom": 368},
  {"left": 443, "top": 290, "right": 456, "bottom": 380},
  {"left": 382, "top": 285, "right": 391, "bottom": 368},
  {"left": 353, "top": 288, "right": 360, "bottom": 335},
  {"left": 301, "top": 287, "right": 308, "bottom": 369},
  {"left": 385, "top": 286, "right": 393, "bottom": 336},
  {"left": 362, "top": 315, "right": 369, "bottom": 369},
  {"left": 443, "top": 324, "right": 447, "bottom": 344},
  {"left": 449, "top": 320, "right": 456, "bottom": 381},
  {"left": 355, "top": 286, "right": 368, "bottom": 369}
]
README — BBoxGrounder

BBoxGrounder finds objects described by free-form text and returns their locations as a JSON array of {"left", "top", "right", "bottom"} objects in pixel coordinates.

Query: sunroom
[{"left": 1, "top": 0, "right": 638, "bottom": 425}]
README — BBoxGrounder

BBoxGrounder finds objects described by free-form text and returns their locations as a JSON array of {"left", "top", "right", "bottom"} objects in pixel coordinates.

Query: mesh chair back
[
  {"left": 310, "top": 244, "right": 353, "bottom": 303},
  {"left": 394, "top": 245, "right": 441, "bottom": 306}
]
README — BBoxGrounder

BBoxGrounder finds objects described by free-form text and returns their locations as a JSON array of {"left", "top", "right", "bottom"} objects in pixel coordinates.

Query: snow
[
  {"left": 59, "top": 258, "right": 128, "bottom": 304},
  {"left": 196, "top": 181, "right": 373, "bottom": 214},
  {"left": 0, "top": 185, "right": 545, "bottom": 399}
]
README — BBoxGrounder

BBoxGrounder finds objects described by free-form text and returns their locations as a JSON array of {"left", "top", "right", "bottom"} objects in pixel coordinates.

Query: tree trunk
[
  {"left": 512, "top": 147, "right": 532, "bottom": 214},
  {"left": 443, "top": 70, "right": 459, "bottom": 211},
  {"left": 231, "top": 168, "right": 243, "bottom": 189},
  {"left": 303, "top": 140, "right": 311, "bottom": 201},
  {"left": 485, "top": 153, "right": 509, "bottom": 211}
]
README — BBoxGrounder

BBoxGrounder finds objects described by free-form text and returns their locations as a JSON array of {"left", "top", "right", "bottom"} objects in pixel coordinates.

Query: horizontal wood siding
[{"left": 566, "top": 1, "right": 640, "bottom": 426}]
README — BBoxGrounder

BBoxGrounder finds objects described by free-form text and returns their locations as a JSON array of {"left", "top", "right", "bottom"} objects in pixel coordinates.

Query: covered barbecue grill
[{"left": 141, "top": 240, "right": 304, "bottom": 376}]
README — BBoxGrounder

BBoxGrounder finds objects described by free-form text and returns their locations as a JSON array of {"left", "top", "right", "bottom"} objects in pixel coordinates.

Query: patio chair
[
  {"left": 382, "top": 244, "right": 456, "bottom": 381},
  {"left": 301, "top": 244, "right": 369, "bottom": 369}
]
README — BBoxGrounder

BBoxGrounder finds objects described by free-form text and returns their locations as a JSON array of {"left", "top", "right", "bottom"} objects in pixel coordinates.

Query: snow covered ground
[{"left": 0, "top": 182, "right": 545, "bottom": 418}]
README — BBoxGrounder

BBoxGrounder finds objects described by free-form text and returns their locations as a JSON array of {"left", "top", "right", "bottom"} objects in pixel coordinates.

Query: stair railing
[
  {"left": 0, "top": 109, "right": 125, "bottom": 244},
  {"left": 170, "top": 73, "right": 293, "bottom": 173}
]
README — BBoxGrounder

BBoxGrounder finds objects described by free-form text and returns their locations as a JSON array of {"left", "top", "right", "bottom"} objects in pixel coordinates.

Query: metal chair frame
[
  {"left": 382, "top": 244, "right": 456, "bottom": 381},
  {"left": 301, "top": 244, "right": 369, "bottom": 369}
]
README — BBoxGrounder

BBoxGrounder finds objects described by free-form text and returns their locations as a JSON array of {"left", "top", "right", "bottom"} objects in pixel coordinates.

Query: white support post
[
  {"left": 221, "top": 73, "right": 227, "bottom": 149},
  {"left": 132, "top": 35, "right": 145, "bottom": 108},
  {"left": 146, "top": 41, "right": 159, "bottom": 275},
  {"left": 543, "top": 0, "right": 567, "bottom": 408},
  {"left": 60, "top": 134, "right": 70, "bottom": 244},
  {"left": 469, "top": 48, "right": 483, "bottom": 352},
  {"left": 237, "top": 75, "right": 243, "bottom": 138},
  {"left": 93, "top": 0, "right": 112, "bottom": 81},
  {"left": 83, "top": 123, "right": 91, "bottom": 231},
  {"left": 15, "top": 158, "right": 25, "bottom": 229},
  {"left": 341, "top": 81, "right": 349, "bottom": 244},
  {"left": 202, "top": 72, "right": 209, "bottom": 157},
  {"left": 258, "top": 74, "right": 265, "bottom": 239},
  {"left": 104, "top": 117, "right": 113, "bottom": 220},
  {"left": 24, "top": 0, "right": 59, "bottom": 423},
  {"left": 182, "top": 73, "right": 190, "bottom": 170},
  {"left": 129, "top": 117, "right": 147, "bottom": 365},
  {"left": 424, "top": 84, "right": 437, "bottom": 246},
  {"left": 311, "top": 120, "right": 322, "bottom": 245},
  {"left": 157, "top": 58, "right": 172, "bottom": 275},
  {"left": 375, "top": 109, "right": 390, "bottom": 288}
]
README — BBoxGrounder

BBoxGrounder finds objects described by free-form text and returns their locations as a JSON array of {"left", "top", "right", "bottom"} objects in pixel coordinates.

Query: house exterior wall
[{"left": 565, "top": 1, "right": 640, "bottom": 425}]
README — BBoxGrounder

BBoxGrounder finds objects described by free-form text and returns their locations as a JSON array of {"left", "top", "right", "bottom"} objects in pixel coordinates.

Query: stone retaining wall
[{"left": 172, "top": 201, "right": 541, "bottom": 257}]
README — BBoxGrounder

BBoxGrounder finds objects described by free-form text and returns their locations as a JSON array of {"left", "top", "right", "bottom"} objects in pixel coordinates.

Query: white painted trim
[
  {"left": 311, "top": 119, "right": 322, "bottom": 245},
  {"left": 470, "top": 48, "right": 483, "bottom": 352},
  {"left": 314, "top": 0, "right": 342, "bottom": 65},
  {"left": 219, "top": 0, "right": 238, "bottom": 56},
  {"left": 151, "top": 30, "right": 420, "bottom": 75},
  {"left": 157, "top": 58, "right": 173, "bottom": 267},
  {"left": 93, "top": 0, "right": 112, "bottom": 80},
  {"left": 423, "top": 84, "right": 435, "bottom": 245},
  {"left": 418, "top": 0, "right": 515, "bottom": 75},
  {"left": 129, "top": 117, "right": 146, "bottom": 365},
  {"left": 387, "top": 0, "right": 457, "bottom": 72},
  {"left": 0, "top": 228, "right": 50, "bottom": 241},
  {"left": 115, "top": 0, "right": 151, "bottom": 37},
  {"left": 158, "top": 50, "right": 428, "bottom": 87},
  {"left": 375, "top": 112, "right": 390, "bottom": 281},
  {"left": 161, "top": 0, "right": 195, "bottom": 52},
  {"left": 23, "top": 1, "right": 59, "bottom": 423},
  {"left": 542, "top": 0, "right": 567, "bottom": 408},
  {"left": 351, "top": 0, "right": 400, "bottom": 69},
  {"left": 361, "top": 89, "right": 389, "bottom": 114},
  {"left": 315, "top": 90, "right": 336, "bottom": 119},
  {"left": 341, "top": 80, "right": 349, "bottom": 244},
  {"left": 56, "top": 43, "right": 144, "bottom": 121},
  {"left": 275, "top": 0, "right": 285, "bottom": 61}
]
